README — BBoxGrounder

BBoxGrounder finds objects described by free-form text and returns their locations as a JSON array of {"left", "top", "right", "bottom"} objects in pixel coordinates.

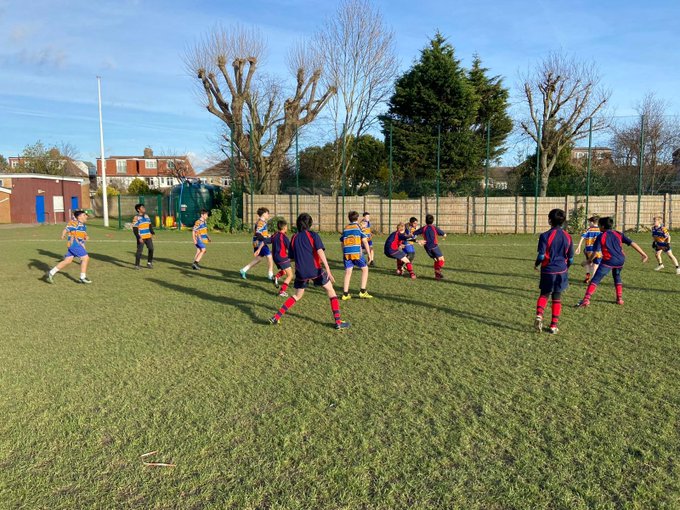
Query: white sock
[
  {"left": 80, "top": 273, "right": 86, "bottom": 279},
  {"left": 241, "top": 266, "right": 248, "bottom": 272},
  {"left": 268, "top": 271, "right": 274, "bottom": 279},
  {"left": 49, "top": 268, "right": 59, "bottom": 276}
]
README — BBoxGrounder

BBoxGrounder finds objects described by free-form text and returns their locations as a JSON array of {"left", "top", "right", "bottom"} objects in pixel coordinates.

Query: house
[
  {"left": 7, "top": 156, "right": 90, "bottom": 177},
  {"left": 197, "top": 159, "right": 235, "bottom": 188},
  {"left": 480, "top": 166, "right": 513, "bottom": 191},
  {"left": 96, "top": 148, "right": 195, "bottom": 190},
  {"left": 571, "top": 146, "right": 613, "bottom": 163},
  {"left": 0, "top": 174, "right": 91, "bottom": 224}
]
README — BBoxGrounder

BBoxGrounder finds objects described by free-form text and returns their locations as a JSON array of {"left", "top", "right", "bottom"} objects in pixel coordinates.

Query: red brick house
[
  {"left": 0, "top": 174, "right": 91, "bottom": 224},
  {"left": 96, "top": 148, "right": 195, "bottom": 190}
]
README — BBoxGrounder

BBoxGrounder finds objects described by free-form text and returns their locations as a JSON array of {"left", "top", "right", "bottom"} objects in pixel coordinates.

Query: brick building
[
  {"left": 96, "top": 148, "right": 195, "bottom": 190},
  {"left": 197, "top": 159, "right": 235, "bottom": 188},
  {"left": 0, "top": 174, "right": 91, "bottom": 224}
]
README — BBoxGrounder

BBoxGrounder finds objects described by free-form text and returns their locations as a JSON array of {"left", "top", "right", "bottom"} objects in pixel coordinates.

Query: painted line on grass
[{"left": 13, "top": 239, "right": 534, "bottom": 247}]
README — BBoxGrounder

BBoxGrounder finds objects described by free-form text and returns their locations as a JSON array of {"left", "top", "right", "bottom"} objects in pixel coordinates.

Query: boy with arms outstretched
[
  {"left": 534, "top": 209, "right": 574, "bottom": 335},
  {"left": 240, "top": 207, "right": 274, "bottom": 280},
  {"left": 269, "top": 213, "right": 349, "bottom": 329},
  {"left": 46, "top": 210, "right": 92, "bottom": 284},
  {"left": 651, "top": 216, "right": 680, "bottom": 274},
  {"left": 577, "top": 217, "right": 648, "bottom": 307},
  {"left": 414, "top": 214, "right": 447, "bottom": 280},
  {"left": 191, "top": 209, "right": 211, "bottom": 270},
  {"left": 340, "top": 211, "right": 373, "bottom": 300},
  {"left": 574, "top": 215, "right": 600, "bottom": 283}
]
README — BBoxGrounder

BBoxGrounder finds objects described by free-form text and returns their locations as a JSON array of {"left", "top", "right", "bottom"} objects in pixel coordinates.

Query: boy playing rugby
[
  {"left": 414, "top": 214, "right": 447, "bottom": 280},
  {"left": 132, "top": 203, "right": 155, "bottom": 269},
  {"left": 384, "top": 222, "right": 417, "bottom": 279},
  {"left": 361, "top": 212, "right": 375, "bottom": 266},
  {"left": 46, "top": 210, "right": 92, "bottom": 284},
  {"left": 240, "top": 207, "right": 274, "bottom": 280},
  {"left": 651, "top": 216, "right": 680, "bottom": 274},
  {"left": 191, "top": 209, "right": 211, "bottom": 270},
  {"left": 257, "top": 219, "right": 294, "bottom": 297},
  {"left": 574, "top": 215, "right": 600, "bottom": 283},
  {"left": 340, "top": 211, "right": 373, "bottom": 300}
]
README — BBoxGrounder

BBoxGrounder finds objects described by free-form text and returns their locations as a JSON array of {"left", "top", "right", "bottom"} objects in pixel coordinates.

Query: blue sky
[{"left": 1, "top": 0, "right": 678, "bottom": 170}]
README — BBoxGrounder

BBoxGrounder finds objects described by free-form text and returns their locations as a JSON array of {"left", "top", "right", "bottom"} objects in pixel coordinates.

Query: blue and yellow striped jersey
[
  {"left": 193, "top": 219, "right": 209, "bottom": 242},
  {"left": 361, "top": 220, "right": 372, "bottom": 242},
  {"left": 65, "top": 220, "right": 87, "bottom": 247},
  {"left": 252, "top": 218, "right": 269, "bottom": 249},
  {"left": 652, "top": 225, "right": 670, "bottom": 247},
  {"left": 133, "top": 214, "right": 152, "bottom": 239},
  {"left": 340, "top": 222, "right": 367, "bottom": 260},
  {"left": 581, "top": 226, "right": 600, "bottom": 252}
]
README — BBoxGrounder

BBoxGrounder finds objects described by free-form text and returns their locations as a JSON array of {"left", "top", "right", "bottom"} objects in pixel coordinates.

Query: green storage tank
[{"left": 169, "top": 181, "right": 220, "bottom": 228}]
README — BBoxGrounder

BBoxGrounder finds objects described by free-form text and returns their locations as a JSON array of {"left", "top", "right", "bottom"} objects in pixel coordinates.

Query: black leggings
[{"left": 135, "top": 238, "right": 154, "bottom": 265}]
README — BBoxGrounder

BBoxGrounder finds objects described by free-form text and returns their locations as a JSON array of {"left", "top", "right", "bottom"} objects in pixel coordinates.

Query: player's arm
[
  {"left": 362, "top": 236, "right": 372, "bottom": 262},
  {"left": 255, "top": 233, "right": 272, "bottom": 244},
  {"left": 61, "top": 226, "right": 69, "bottom": 240},
  {"left": 630, "top": 241, "right": 649, "bottom": 263},
  {"left": 149, "top": 217, "right": 155, "bottom": 236},
  {"left": 567, "top": 239, "right": 575, "bottom": 267},
  {"left": 317, "top": 248, "right": 335, "bottom": 283},
  {"left": 436, "top": 227, "right": 446, "bottom": 238},
  {"left": 575, "top": 236, "right": 585, "bottom": 254},
  {"left": 534, "top": 235, "right": 546, "bottom": 269},
  {"left": 132, "top": 216, "right": 142, "bottom": 243}
]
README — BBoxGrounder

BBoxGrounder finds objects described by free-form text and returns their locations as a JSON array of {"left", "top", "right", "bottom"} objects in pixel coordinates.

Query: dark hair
[
  {"left": 599, "top": 216, "right": 614, "bottom": 230},
  {"left": 588, "top": 215, "right": 599, "bottom": 222},
  {"left": 548, "top": 208, "right": 566, "bottom": 227},
  {"left": 73, "top": 210, "right": 86, "bottom": 218},
  {"left": 409, "top": 217, "right": 418, "bottom": 224},
  {"left": 425, "top": 214, "right": 434, "bottom": 225},
  {"left": 348, "top": 210, "right": 359, "bottom": 222},
  {"left": 200, "top": 209, "right": 209, "bottom": 215},
  {"left": 296, "top": 213, "right": 313, "bottom": 231},
  {"left": 277, "top": 219, "right": 287, "bottom": 230},
  {"left": 134, "top": 203, "right": 144, "bottom": 212},
  {"left": 363, "top": 212, "right": 370, "bottom": 217},
  {"left": 257, "top": 207, "right": 269, "bottom": 217}
]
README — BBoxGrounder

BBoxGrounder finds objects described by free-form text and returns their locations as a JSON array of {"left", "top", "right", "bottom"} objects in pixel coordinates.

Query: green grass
[{"left": 1, "top": 221, "right": 679, "bottom": 509}]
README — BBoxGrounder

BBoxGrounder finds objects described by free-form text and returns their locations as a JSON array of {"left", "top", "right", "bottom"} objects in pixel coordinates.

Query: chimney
[{"left": 143, "top": 147, "right": 153, "bottom": 158}]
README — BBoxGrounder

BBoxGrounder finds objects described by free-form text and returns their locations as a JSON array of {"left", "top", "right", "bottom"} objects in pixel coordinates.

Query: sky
[{"left": 1, "top": 0, "right": 679, "bottom": 170}]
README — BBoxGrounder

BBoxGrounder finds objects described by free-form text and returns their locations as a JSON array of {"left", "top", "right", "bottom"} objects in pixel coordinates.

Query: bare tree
[
  {"left": 314, "top": 0, "right": 398, "bottom": 193},
  {"left": 186, "top": 25, "right": 336, "bottom": 194},
  {"left": 611, "top": 93, "right": 680, "bottom": 193},
  {"left": 520, "top": 52, "right": 611, "bottom": 196}
]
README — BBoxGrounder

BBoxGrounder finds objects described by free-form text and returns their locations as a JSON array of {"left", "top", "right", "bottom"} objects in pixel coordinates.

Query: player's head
[
  {"left": 548, "top": 208, "right": 566, "bottom": 227},
  {"left": 277, "top": 219, "right": 288, "bottom": 232},
  {"left": 296, "top": 212, "right": 313, "bottom": 231},
  {"left": 362, "top": 212, "right": 370, "bottom": 220},
  {"left": 135, "top": 203, "right": 146, "bottom": 214},
  {"left": 74, "top": 210, "right": 88, "bottom": 222},
  {"left": 598, "top": 216, "right": 614, "bottom": 231},
  {"left": 425, "top": 214, "right": 434, "bottom": 225},
  {"left": 409, "top": 217, "right": 418, "bottom": 226},
  {"left": 257, "top": 207, "right": 270, "bottom": 220},
  {"left": 653, "top": 216, "right": 662, "bottom": 226},
  {"left": 396, "top": 222, "right": 405, "bottom": 232},
  {"left": 588, "top": 215, "right": 599, "bottom": 225},
  {"left": 348, "top": 210, "right": 359, "bottom": 222},
  {"left": 200, "top": 208, "right": 209, "bottom": 219}
]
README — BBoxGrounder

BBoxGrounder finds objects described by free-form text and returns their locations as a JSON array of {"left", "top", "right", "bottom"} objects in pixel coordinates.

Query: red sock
[
  {"left": 281, "top": 282, "right": 288, "bottom": 292},
  {"left": 397, "top": 260, "right": 403, "bottom": 271},
  {"left": 585, "top": 283, "right": 597, "bottom": 300},
  {"left": 550, "top": 300, "right": 561, "bottom": 327},
  {"left": 406, "top": 262, "right": 414, "bottom": 274},
  {"left": 615, "top": 283, "right": 622, "bottom": 300},
  {"left": 438, "top": 260, "right": 445, "bottom": 269},
  {"left": 329, "top": 296, "right": 342, "bottom": 324},
  {"left": 275, "top": 269, "right": 285, "bottom": 279},
  {"left": 536, "top": 294, "right": 549, "bottom": 316},
  {"left": 274, "top": 297, "right": 296, "bottom": 320}
]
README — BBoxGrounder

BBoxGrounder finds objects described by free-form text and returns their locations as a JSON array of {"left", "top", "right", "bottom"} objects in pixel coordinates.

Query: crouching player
[
  {"left": 534, "top": 209, "right": 573, "bottom": 335},
  {"left": 414, "top": 214, "right": 446, "bottom": 280},
  {"left": 577, "top": 216, "right": 648, "bottom": 308},
  {"left": 269, "top": 213, "right": 350, "bottom": 329},
  {"left": 574, "top": 215, "right": 600, "bottom": 283},
  {"left": 384, "top": 223, "right": 416, "bottom": 279},
  {"left": 651, "top": 216, "right": 680, "bottom": 274},
  {"left": 46, "top": 210, "right": 92, "bottom": 284},
  {"left": 257, "top": 219, "right": 293, "bottom": 297},
  {"left": 403, "top": 217, "right": 419, "bottom": 265}
]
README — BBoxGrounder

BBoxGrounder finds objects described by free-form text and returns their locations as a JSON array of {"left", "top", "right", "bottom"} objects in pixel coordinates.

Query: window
[
  {"left": 146, "top": 159, "right": 157, "bottom": 169},
  {"left": 10, "top": 160, "right": 18, "bottom": 168},
  {"left": 116, "top": 160, "right": 127, "bottom": 174},
  {"left": 167, "top": 160, "right": 175, "bottom": 170},
  {"left": 0, "top": 180, "right": 3, "bottom": 187}
]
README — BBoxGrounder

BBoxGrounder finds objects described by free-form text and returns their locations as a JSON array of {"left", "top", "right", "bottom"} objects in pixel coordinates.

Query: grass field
[{"left": 1, "top": 221, "right": 679, "bottom": 509}]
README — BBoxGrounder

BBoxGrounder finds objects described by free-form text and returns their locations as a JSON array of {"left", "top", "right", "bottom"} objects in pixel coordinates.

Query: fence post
[
  {"left": 157, "top": 194, "right": 163, "bottom": 229},
  {"left": 295, "top": 127, "right": 299, "bottom": 219},
  {"left": 484, "top": 121, "right": 490, "bottom": 234},
  {"left": 436, "top": 124, "right": 441, "bottom": 220},
  {"left": 622, "top": 195, "right": 627, "bottom": 231},
  {"left": 388, "top": 120, "right": 393, "bottom": 230},
  {"left": 249, "top": 132, "right": 254, "bottom": 230},
  {"left": 318, "top": 195, "right": 322, "bottom": 232},
  {"left": 514, "top": 195, "right": 519, "bottom": 234},
  {"left": 669, "top": 194, "right": 674, "bottom": 230},
  {"left": 585, "top": 118, "right": 593, "bottom": 225},
  {"left": 533, "top": 120, "right": 542, "bottom": 234},
  {"left": 636, "top": 114, "right": 645, "bottom": 232},
  {"left": 341, "top": 122, "right": 347, "bottom": 224},
  {"left": 230, "top": 123, "right": 236, "bottom": 233}
]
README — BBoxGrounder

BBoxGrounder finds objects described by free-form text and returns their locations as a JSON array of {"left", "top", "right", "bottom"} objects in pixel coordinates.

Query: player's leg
[
  {"left": 342, "top": 264, "right": 353, "bottom": 299},
  {"left": 654, "top": 249, "right": 664, "bottom": 269},
  {"left": 278, "top": 267, "right": 293, "bottom": 296},
  {"left": 613, "top": 268, "right": 624, "bottom": 304},
  {"left": 270, "top": 285, "right": 304, "bottom": 324},
  {"left": 135, "top": 240, "right": 144, "bottom": 267},
  {"left": 359, "top": 265, "right": 372, "bottom": 298},
  {"left": 79, "top": 255, "right": 91, "bottom": 283},
  {"left": 664, "top": 249, "right": 680, "bottom": 273},
  {"left": 548, "top": 291, "right": 562, "bottom": 333},
  {"left": 47, "top": 255, "right": 74, "bottom": 282},
  {"left": 195, "top": 247, "right": 206, "bottom": 263},
  {"left": 266, "top": 254, "right": 274, "bottom": 279},
  {"left": 402, "top": 255, "right": 416, "bottom": 279},
  {"left": 579, "top": 265, "right": 610, "bottom": 306},
  {"left": 322, "top": 280, "right": 349, "bottom": 329},
  {"left": 240, "top": 255, "right": 262, "bottom": 278},
  {"left": 146, "top": 239, "right": 154, "bottom": 267},
  {"left": 436, "top": 256, "right": 446, "bottom": 278}
]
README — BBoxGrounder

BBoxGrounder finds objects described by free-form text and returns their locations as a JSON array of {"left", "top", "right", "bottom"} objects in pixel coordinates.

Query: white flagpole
[{"left": 97, "top": 76, "right": 109, "bottom": 227}]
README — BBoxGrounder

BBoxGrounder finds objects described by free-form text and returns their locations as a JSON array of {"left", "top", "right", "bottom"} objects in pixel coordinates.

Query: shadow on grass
[
  {"left": 28, "top": 258, "right": 80, "bottom": 283},
  {"left": 88, "top": 252, "right": 133, "bottom": 268}
]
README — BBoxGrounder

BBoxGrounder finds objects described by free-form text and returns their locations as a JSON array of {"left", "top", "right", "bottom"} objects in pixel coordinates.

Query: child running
[
  {"left": 414, "top": 214, "right": 447, "bottom": 280},
  {"left": 577, "top": 217, "right": 648, "bottom": 307},
  {"left": 533, "top": 208, "right": 574, "bottom": 335},
  {"left": 651, "top": 216, "right": 680, "bottom": 274},
  {"left": 45, "top": 210, "right": 92, "bottom": 284},
  {"left": 361, "top": 212, "right": 375, "bottom": 266},
  {"left": 269, "top": 213, "right": 349, "bottom": 329},
  {"left": 132, "top": 203, "right": 155, "bottom": 269},
  {"left": 574, "top": 215, "right": 600, "bottom": 283},
  {"left": 340, "top": 211, "right": 373, "bottom": 300},
  {"left": 191, "top": 209, "right": 211, "bottom": 270},
  {"left": 257, "top": 219, "right": 293, "bottom": 297},
  {"left": 384, "top": 222, "right": 417, "bottom": 279},
  {"left": 240, "top": 207, "right": 274, "bottom": 280}
]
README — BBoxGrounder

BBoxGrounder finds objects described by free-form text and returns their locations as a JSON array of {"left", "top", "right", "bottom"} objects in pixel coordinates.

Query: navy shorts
[
  {"left": 65, "top": 244, "right": 88, "bottom": 258},
  {"left": 425, "top": 246, "right": 443, "bottom": 259},
  {"left": 385, "top": 250, "right": 406, "bottom": 260},
  {"left": 294, "top": 269, "right": 330, "bottom": 289},
  {"left": 539, "top": 272, "right": 569, "bottom": 295},
  {"left": 275, "top": 258, "right": 291, "bottom": 270},
  {"left": 255, "top": 244, "right": 271, "bottom": 257},
  {"left": 653, "top": 241, "right": 671, "bottom": 252},
  {"left": 344, "top": 256, "right": 367, "bottom": 269}
]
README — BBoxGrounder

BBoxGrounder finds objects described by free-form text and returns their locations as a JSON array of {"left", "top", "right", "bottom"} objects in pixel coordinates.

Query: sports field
[{"left": 1, "top": 221, "right": 679, "bottom": 509}]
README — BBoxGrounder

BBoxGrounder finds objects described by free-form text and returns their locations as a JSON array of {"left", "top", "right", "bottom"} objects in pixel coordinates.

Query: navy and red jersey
[
  {"left": 384, "top": 230, "right": 411, "bottom": 255},
  {"left": 536, "top": 227, "right": 574, "bottom": 274},
  {"left": 413, "top": 225, "right": 445, "bottom": 250},
  {"left": 593, "top": 230, "right": 633, "bottom": 268},
  {"left": 290, "top": 230, "right": 326, "bottom": 279},
  {"left": 269, "top": 231, "right": 291, "bottom": 262}
]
